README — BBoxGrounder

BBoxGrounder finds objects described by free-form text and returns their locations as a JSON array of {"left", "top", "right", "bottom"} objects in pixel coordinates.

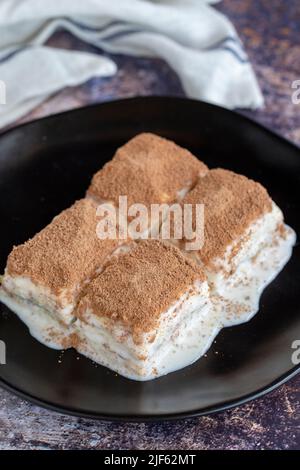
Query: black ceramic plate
[{"left": 0, "top": 97, "right": 299, "bottom": 421}]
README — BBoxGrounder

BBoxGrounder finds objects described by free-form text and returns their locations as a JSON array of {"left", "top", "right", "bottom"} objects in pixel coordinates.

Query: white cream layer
[
  {"left": 1, "top": 275, "right": 75, "bottom": 325},
  {"left": 0, "top": 288, "right": 70, "bottom": 349},
  {"left": 0, "top": 279, "right": 211, "bottom": 381},
  {"left": 0, "top": 205, "right": 296, "bottom": 381},
  {"left": 75, "top": 280, "right": 210, "bottom": 380}
]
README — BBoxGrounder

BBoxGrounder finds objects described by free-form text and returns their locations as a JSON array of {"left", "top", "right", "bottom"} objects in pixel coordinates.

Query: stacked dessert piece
[
  {"left": 87, "top": 133, "right": 208, "bottom": 237},
  {"left": 0, "top": 133, "right": 295, "bottom": 380},
  {"left": 74, "top": 240, "right": 211, "bottom": 380},
  {"left": 0, "top": 199, "right": 120, "bottom": 348},
  {"left": 169, "top": 168, "right": 296, "bottom": 326}
]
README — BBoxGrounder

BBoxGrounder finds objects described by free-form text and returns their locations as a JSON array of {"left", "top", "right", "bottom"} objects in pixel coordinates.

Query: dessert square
[
  {"left": 0, "top": 133, "right": 295, "bottom": 382},
  {"left": 171, "top": 168, "right": 295, "bottom": 321},
  {"left": 73, "top": 240, "right": 211, "bottom": 380},
  {"left": 0, "top": 198, "right": 120, "bottom": 346},
  {"left": 87, "top": 133, "right": 208, "bottom": 237}
]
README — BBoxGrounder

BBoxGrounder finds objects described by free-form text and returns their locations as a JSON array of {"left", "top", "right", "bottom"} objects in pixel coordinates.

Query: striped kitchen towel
[{"left": 0, "top": 0, "right": 263, "bottom": 128}]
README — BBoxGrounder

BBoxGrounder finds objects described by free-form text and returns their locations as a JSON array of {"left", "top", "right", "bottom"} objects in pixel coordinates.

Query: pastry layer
[
  {"left": 176, "top": 203, "right": 285, "bottom": 287},
  {"left": 177, "top": 168, "right": 273, "bottom": 266},
  {"left": 169, "top": 168, "right": 296, "bottom": 319},
  {"left": 0, "top": 139, "right": 296, "bottom": 382},
  {"left": 1, "top": 198, "right": 120, "bottom": 325},
  {"left": 0, "top": 221, "right": 294, "bottom": 381},
  {"left": 75, "top": 240, "right": 206, "bottom": 337},
  {"left": 73, "top": 240, "right": 210, "bottom": 379},
  {"left": 0, "top": 287, "right": 71, "bottom": 349},
  {"left": 0, "top": 240, "right": 211, "bottom": 381},
  {"left": 87, "top": 133, "right": 208, "bottom": 208},
  {"left": 87, "top": 133, "right": 208, "bottom": 238},
  {"left": 74, "top": 279, "right": 210, "bottom": 380}
]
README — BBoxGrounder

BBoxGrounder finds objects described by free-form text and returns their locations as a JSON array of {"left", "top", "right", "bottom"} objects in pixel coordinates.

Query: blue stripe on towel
[
  {"left": 65, "top": 18, "right": 125, "bottom": 33},
  {"left": 0, "top": 46, "right": 30, "bottom": 64},
  {"left": 204, "top": 36, "right": 248, "bottom": 63},
  {"left": 0, "top": 22, "right": 248, "bottom": 66}
]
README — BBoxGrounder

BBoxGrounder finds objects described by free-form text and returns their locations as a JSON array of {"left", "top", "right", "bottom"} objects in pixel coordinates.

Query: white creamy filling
[
  {"left": 0, "top": 204, "right": 296, "bottom": 381},
  {"left": 0, "top": 241, "right": 124, "bottom": 327},
  {"left": 0, "top": 288, "right": 71, "bottom": 349},
  {"left": 176, "top": 183, "right": 194, "bottom": 201},
  {"left": 199, "top": 203, "right": 296, "bottom": 323},
  {"left": 75, "top": 281, "right": 210, "bottom": 380},
  {"left": 137, "top": 220, "right": 295, "bottom": 380},
  {"left": 75, "top": 301, "right": 211, "bottom": 380},
  {"left": 74, "top": 205, "right": 296, "bottom": 380},
  {"left": 205, "top": 203, "right": 285, "bottom": 287},
  {"left": 211, "top": 224, "right": 296, "bottom": 326},
  {"left": 1, "top": 275, "right": 75, "bottom": 325}
]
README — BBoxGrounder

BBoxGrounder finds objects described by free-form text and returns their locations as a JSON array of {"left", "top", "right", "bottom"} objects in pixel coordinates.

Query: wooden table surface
[{"left": 0, "top": 0, "right": 299, "bottom": 450}]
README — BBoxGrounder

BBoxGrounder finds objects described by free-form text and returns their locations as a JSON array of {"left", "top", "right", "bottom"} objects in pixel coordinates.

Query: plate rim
[
  {"left": 0, "top": 366, "right": 299, "bottom": 422},
  {"left": 0, "top": 95, "right": 299, "bottom": 154},
  {"left": 0, "top": 96, "right": 299, "bottom": 421}
]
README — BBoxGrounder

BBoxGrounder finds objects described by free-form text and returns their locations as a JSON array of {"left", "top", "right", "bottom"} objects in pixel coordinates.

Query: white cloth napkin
[{"left": 0, "top": 0, "right": 263, "bottom": 128}]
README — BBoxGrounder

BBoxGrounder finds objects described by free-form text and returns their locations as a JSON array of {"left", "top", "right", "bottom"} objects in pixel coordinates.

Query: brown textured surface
[
  {"left": 0, "top": 382, "right": 299, "bottom": 449},
  {"left": 77, "top": 240, "right": 205, "bottom": 335},
  {"left": 0, "top": 0, "right": 299, "bottom": 451},
  {"left": 87, "top": 133, "right": 207, "bottom": 207},
  {"left": 6, "top": 199, "right": 118, "bottom": 301},
  {"left": 181, "top": 169, "right": 272, "bottom": 266}
]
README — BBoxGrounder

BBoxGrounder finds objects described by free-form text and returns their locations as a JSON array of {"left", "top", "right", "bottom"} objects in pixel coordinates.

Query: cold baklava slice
[
  {"left": 87, "top": 133, "right": 208, "bottom": 237},
  {"left": 73, "top": 240, "right": 211, "bottom": 380},
  {"left": 0, "top": 198, "right": 120, "bottom": 347},
  {"left": 170, "top": 169, "right": 296, "bottom": 323}
]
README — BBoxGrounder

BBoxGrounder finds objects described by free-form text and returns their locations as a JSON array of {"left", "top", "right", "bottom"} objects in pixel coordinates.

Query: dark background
[{"left": 0, "top": 0, "right": 299, "bottom": 450}]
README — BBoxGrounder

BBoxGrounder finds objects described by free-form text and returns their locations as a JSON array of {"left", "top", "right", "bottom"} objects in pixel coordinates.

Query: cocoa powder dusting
[
  {"left": 76, "top": 240, "right": 205, "bottom": 335},
  {"left": 7, "top": 199, "right": 119, "bottom": 299},
  {"left": 182, "top": 169, "right": 272, "bottom": 266},
  {"left": 87, "top": 133, "right": 208, "bottom": 207}
]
